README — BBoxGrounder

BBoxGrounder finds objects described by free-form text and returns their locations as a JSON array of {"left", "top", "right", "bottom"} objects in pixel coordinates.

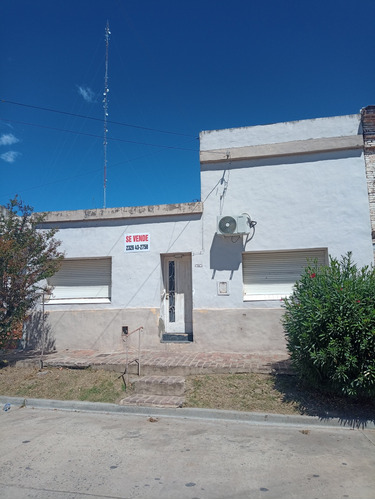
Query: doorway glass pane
[{"left": 168, "top": 260, "right": 175, "bottom": 322}]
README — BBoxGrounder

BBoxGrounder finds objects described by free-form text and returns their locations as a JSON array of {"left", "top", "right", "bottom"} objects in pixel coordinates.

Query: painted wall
[
  {"left": 189, "top": 114, "right": 372, "bottom": 352},
  {"left": 200, "top": 113, "right": 362, "bottom": 150},
  {"left": 33, "top": 114, "right": 374, "bottom": 355},
  {"left": 40, "top": 207, "right": 204, "bottom": 352},
  {"left": 199, "top": 150, "right": 372, "bottom": 302},
  {"left": 47, "top": 214, "right": 203, "bottom": 309}
]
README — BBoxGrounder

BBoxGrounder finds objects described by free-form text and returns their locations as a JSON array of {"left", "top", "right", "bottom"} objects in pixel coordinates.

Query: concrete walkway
[{"left": 5, "top": 348, "right": 291, "bottom": 376}]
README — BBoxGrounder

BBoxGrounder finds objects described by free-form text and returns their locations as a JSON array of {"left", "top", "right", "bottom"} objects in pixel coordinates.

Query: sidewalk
[{"left": 3, "top": 348, "right": 292, "bottom": 376}]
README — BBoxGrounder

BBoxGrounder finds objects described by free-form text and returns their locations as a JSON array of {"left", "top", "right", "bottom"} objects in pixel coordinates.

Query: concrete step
[
  {"left": 161, "top": 333, "right": 193, "bottom": 343},
  {"left": 119, "top": 394, "right": 184, "bottom": 408},
  {"left": 130, "top": 375, "right": 185, "bottom": 396},
  {"left": 123, "top": 363, "right": 244, "bottom": 377}
]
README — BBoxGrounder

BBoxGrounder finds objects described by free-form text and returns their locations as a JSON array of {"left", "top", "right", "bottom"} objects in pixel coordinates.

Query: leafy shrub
[
  {"left": 282, "top": 252, "right": 375, "bottom": 398},
  {"left": 0, "top": 197, "right": 63, "bottom": 350}
]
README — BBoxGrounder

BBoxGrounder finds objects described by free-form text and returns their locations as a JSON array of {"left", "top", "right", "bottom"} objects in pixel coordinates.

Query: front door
[{"left": 161, "top": 254, "right": 193, "bottom": 335}]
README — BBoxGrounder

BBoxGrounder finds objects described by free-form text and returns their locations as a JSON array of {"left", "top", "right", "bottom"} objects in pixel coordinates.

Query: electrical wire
[
  {"left": 0, "top": 98, "right": 195, "bottom": 137},
  {"left": 0, "top": 116, "right": 199, "bottom": 152},
  {"left": 0, "top": 134, "right": 199, "bottom": 199},
  {"left": 0, "top": 115, "right": 230, "bottom": 158}
]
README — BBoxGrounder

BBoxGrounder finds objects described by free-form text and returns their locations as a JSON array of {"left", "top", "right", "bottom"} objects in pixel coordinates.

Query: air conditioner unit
[{"left": 217, "top": 215, "right": 249, "bottom": 236}]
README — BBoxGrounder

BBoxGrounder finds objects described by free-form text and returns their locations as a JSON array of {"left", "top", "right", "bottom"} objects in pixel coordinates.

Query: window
[
  {"left": 46, "top": 258, "right": 111, "bottom": 304},
  {"left": 242, "top": 248, "right": 327, "bottom": 301}
]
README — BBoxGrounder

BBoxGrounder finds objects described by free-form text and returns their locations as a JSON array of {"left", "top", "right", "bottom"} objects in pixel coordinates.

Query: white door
[{"left": 162, "top": 254, "right": 192, "bottom": 334}]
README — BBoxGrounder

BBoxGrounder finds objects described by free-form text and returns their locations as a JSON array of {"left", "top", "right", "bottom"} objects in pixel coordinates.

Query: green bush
[{"left": 282, "top": 252, "right": 375, "bottom": 398}]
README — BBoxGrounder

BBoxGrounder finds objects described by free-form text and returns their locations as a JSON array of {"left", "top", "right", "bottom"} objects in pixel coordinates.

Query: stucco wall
[
  {"left": 44, "top": 212, "right": 203, "bottom": 310},
  {"left": 195, "top": 115, "right": 372, "bottom": 316},
  {"left": 200, "top": 114, "right": 362, "bottom": 150},
  {"left": 43, "top": 307, "right": 287, "bottom": 354},
  {"left": 41, "top": 210, "right": 204, "bottom": 351},
  {"left": 34, "top": 114, "right": 374, "bottom": 354}
]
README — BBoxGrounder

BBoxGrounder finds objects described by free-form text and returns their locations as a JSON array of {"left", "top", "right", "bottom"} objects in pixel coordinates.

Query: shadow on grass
[
  {"left": 272, "top": 371, "right": 375, "bottom": 429},
  {"left": 0, "top": 348, "right": 47, "bottom": 368}
]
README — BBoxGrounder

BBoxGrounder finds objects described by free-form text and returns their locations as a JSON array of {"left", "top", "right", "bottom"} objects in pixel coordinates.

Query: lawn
[{"left": 0, "top": 364, "right": 374, "bottom": 424}]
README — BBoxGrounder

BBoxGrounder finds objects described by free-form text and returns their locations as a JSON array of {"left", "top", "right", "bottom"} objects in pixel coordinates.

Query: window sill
[
  {"left": 243, "top": 294, "right": 287, "bottom": 301},
  {"left": 45, "top": 298, "right": 111, "bottom": 305}
]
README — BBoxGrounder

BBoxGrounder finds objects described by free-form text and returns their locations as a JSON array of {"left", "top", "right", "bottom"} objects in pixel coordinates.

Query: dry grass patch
[
  {"left": 1, "top": 365, "right": 374, "bottom": 425},
  {"left": 184, "top": 373, "right": 300, "bottom": 414},
  {"left": 184, "top": 372, "right": 375, "bottom": 423},
  {"left": 0, "top": 366, "right": 130, "bottom": 404}
]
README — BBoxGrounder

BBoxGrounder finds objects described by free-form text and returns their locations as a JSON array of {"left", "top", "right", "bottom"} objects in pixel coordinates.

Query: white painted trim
[
  {"left": 243, "top": 294, "right": 286, "bottom": 302},
  {"left": 44, "top": 298, "right": 111, "bottom": 305}
]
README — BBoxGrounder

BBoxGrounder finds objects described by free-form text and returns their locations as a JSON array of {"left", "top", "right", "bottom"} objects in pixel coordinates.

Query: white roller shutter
[
  {"left": 47, "top": 258, "right": 111, "bottom": 302},
  {"left": 242, "top": 248, "right": 327, "bottom": 300}
]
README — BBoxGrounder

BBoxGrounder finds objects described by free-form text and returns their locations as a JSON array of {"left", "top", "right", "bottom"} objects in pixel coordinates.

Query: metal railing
[{"left": 120, "top": 326, "right": 143, "bottom": 388}]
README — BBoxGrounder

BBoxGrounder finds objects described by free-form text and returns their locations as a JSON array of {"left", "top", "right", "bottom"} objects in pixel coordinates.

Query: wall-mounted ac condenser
[{"left": 217, "top": 215, "right": 249, "bottom": 235}]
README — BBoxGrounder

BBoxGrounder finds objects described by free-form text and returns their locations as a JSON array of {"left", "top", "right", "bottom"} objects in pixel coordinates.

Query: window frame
[
  {"left": 242, "top": 248, "right": 328, "bottom": 301},
  {"left": 45, "top": 257, "right": 112, "bottom": 305}
]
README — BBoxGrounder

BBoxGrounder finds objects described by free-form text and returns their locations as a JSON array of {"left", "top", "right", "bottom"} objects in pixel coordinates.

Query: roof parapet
[{"left": 38, "top": 201, "right": 203, "bottom": 223}]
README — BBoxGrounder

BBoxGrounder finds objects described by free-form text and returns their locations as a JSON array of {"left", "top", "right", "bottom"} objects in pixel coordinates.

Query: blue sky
[{"left": 1, "top": 0, "right": 374, "bottom": 213}]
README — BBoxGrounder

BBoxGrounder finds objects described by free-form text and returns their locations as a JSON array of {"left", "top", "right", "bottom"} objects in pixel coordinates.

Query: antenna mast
[{"left": 103, "top": 20, "right": 111, "bottom": 208}]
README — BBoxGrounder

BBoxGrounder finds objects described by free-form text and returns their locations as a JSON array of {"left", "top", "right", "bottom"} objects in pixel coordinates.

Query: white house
[{"left": 32, "top": 109, "right": 374, "bottom": 355}]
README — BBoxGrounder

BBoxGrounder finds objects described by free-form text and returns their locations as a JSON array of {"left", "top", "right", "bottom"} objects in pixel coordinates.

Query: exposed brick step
[
  {"left": 119, "top": 375, "right": 185, "bottom": 408},
  {"left": 130, "top": 375, "right": 185, "bottom": 396}
]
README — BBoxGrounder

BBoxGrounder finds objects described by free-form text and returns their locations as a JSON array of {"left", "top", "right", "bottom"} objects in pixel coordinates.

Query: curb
[{"left": 1, "top": 395, "right": 374, "bottom": 430}]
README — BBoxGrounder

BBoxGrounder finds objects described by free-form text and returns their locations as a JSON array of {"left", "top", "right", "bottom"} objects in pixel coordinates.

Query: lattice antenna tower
[{"left": 103, "top": 20, "right": 111, "bottom": 208}]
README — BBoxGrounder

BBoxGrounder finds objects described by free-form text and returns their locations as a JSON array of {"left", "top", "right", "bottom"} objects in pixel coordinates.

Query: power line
[
  {"left": 0, "top": 116, "right": 199, "bottom": 152},
  {"left": 0, "top": 98, "right": 195, "bottom": 138},
  {"left": 0, "top": 139, "right": 199, "bottom": 199}
]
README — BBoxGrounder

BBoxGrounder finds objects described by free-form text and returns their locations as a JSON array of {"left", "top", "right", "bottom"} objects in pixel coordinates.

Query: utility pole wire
[
  {"left": 0, "top": 116, "right": 199, "bottom": 150},
  {"left": 0, "top": 99, "right": 195, "bottom": 138}
]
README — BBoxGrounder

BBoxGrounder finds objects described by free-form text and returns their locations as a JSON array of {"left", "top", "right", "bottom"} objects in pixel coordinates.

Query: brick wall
[{"left": 361, "top": 106, "right": 375, "bottom": 244}]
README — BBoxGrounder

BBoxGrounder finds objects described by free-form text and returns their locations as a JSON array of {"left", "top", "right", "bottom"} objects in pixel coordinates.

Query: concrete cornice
[
  {"left": 200, "top": 135, "right": 364, "bottom": 164},
  {"left": 39, "top": 201, "right": 203, "bottom": 223}
]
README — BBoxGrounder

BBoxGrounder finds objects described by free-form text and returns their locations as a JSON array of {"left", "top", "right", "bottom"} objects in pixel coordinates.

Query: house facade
[{"left": 33, "top": 110, "right": 374, "bottom": 354}]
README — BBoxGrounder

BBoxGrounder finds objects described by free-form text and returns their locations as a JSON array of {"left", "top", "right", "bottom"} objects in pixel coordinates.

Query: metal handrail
[{"left": 120, "top": 326, "right": 143, "bottom": 388}]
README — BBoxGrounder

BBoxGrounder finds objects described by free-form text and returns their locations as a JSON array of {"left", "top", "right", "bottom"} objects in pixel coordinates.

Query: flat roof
[{"left": 39, "top": 201, "right": 203, "bottom": 223}]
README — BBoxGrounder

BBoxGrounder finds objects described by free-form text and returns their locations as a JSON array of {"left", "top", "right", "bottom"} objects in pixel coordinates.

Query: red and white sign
[{"left": 124, "top": 233, "right": 150, "bottom": 252}]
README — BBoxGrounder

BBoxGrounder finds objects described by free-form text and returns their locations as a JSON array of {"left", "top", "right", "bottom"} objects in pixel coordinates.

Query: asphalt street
[{"left": 0, "top": 403, "right": 374, "bottom": 499}]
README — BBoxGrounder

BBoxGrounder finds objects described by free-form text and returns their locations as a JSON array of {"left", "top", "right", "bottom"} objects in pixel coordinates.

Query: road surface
[{"left": 0, "top": 405, "right": 374, "bottom": 498}]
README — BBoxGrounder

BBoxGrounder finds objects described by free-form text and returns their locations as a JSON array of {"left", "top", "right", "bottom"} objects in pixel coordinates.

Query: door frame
[{"left": 160, "top": 253, "right": 193, "bottom": 336}]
